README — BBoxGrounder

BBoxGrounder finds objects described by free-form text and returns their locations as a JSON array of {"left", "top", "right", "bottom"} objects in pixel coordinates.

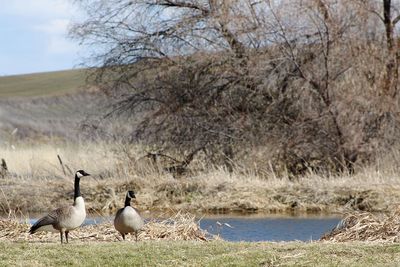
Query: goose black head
[
  {"left": 127, "top": 190, "right": 136, "bottom": 199},
  {"left": 75, "top": 170, "right": 90, "bottom": 179}
]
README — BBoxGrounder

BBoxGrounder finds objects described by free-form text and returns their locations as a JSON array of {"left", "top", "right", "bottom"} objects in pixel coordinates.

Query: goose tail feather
[{"left": 29, "top": 214, "right": 57, "bottom": 234}]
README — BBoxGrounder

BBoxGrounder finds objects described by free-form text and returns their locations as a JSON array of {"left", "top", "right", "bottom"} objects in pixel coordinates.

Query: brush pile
[
  {"left": 321, "top": 211, "right": 400, "bottom": 242},
  {"left": 0, "top": 212, "right": 212, "bottom": 243},
  {"left": 142, "top": 212, "right": 210, "bottom": 241}
]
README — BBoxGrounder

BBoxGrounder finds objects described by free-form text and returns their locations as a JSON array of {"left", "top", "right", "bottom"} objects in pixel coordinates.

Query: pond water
[
  {"left": 28, "top": 214, "right": 341, "bottom": 242},
  {"left": 199, "top": 215, "right": 341, "bottom": 242}
]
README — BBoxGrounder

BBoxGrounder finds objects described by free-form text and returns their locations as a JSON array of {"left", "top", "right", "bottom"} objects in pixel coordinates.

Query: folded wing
[{"left": 29, "top": 208, "right": 61, "bottom": 234}]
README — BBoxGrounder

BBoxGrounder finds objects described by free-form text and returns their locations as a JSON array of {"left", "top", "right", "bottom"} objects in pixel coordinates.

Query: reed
[{"left": 321, "top": 210, "right": 400, "bottom": 243}]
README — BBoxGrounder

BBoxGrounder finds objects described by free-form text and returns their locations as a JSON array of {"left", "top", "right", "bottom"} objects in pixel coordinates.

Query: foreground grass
[{"left": 0, "top": 241, "right": 399, "bottom": 266}]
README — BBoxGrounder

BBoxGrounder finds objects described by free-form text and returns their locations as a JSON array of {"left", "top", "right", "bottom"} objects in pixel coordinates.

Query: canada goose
[
  {"left": 29, "top": 170, "right": 90, "bottom": 244},
  {"left": 114, "top": 190, "right": 144, "bottom": 241}
]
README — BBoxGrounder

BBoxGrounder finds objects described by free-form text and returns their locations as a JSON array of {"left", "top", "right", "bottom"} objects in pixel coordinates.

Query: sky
[{"left": 0, "top": 0, "right": 85, "bottom": 76}]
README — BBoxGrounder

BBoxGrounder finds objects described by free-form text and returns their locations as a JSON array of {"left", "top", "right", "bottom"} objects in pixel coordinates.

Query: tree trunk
[{"left": 382, "top": 0, "right": 398, "bottom": 97}]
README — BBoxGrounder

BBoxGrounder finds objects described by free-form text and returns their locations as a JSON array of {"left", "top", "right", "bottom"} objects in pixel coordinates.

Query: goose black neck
[
  {"left": 124, "top": 195, "right": 131, "bottom": 207},
  {"left": 74, "top": 176, "right": 81, "bottom": 200}
]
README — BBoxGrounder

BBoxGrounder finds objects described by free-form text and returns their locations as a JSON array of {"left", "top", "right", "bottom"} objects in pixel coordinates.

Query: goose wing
[
  {"left": 114, "top": 208, "right": 124, "bottom": 219},
  {"left": 29, "top": 206, "right": 68, "bottom": 234},
  {"left": 113, "top": 208, "right": 125, "bottom": 229}
]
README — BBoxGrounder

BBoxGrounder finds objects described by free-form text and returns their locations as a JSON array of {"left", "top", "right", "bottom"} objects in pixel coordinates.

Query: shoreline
[
  {"left": 10, "top": 210, "right": 344, "bottom": 221},
  {"left": 1, "top": 144, "right": 399, "bottom": 216},
  {"left": 1, "top": 170, "right": 400, "bottom": 215}
]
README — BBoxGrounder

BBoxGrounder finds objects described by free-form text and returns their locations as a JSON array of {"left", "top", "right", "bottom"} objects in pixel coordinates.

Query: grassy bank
[
  {"left": 1, "top": 143, "right": 400, "bottom": 215},
  {"left": 0, "top": 241, "right": 399, "bottom": 266}
]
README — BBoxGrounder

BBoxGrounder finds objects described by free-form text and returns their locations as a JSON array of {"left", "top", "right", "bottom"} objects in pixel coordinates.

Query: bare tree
[
  {"left": 71, "top": 0, "right": 400, "bottom": 176},
  {"left": 353, "top": 0, "right": 400, "bottom": 97}
]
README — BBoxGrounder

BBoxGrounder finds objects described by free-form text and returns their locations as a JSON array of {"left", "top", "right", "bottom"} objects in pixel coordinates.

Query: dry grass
[
  {"left": 0, "top": 212, "right": 210, "bottom": 243},
  {"left": 321, "top": 210, "right": 400, "bottom": 243},
  {"left": 2, "top": 143, "right": 400, "bottom": 215},
  {"left": 0, "top": 143, "right": 119, "bottom": 177}
]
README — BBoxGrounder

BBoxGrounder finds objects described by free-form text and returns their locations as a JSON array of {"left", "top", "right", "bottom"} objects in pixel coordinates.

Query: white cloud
[
  {"left": 34, "top": 19, "right": 70, "bottom": 34},
  {"left": 0, "top": 0, "right": 87, "bottom": 73},
  {"left": 33, "top": 19, "right": 79, "bottom": 54},
  {"left": 0, "top": 0, "right": 83, "bottom": 56},
  {"left": 47, "top": 35, "right": 78, "bottom": 54},
  {"left": 1, "top": 0, "right": 77, "bottom": 19}
]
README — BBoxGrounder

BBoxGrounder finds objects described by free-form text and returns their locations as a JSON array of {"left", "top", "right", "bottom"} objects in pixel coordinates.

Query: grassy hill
[
  {"left": 0, "top": 68, "right": 109, "bottom": 141},
  {"left": 0, "top": 69, "right": 87, "bottom": 98}
]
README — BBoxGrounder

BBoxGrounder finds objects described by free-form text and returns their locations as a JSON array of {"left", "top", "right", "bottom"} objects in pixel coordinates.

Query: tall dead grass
[
  {"left": 1, "top": 143, "right": 400, "bottom": 214},
  {"left": 321, "top": 210, "right": 400, "bottom": 243},
  {"left": 0, "top": 142, "right": 120, "bottom": 177}
]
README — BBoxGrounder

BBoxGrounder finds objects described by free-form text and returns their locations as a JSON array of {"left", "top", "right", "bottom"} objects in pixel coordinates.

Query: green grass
[
  {"left": 0, "top": 69, "right": 87, "bottom": 97},
  {"left": 0, "top": 241, "right": 399, "bottom": 266}
]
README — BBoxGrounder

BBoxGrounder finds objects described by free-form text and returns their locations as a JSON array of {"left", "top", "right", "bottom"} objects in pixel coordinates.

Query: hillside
[
  {"left": 0, "top": 69, "right": 112, "bottom": 141},
  {"left": 0, "top": 69, "right": 87, "bottom": 98}
]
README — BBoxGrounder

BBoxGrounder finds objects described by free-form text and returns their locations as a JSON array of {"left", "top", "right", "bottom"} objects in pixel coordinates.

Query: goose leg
[
  {"left": 122, "top": 233, "right": 125, "bottom": 241},
  {"left": 60, "top": 231, "right": 64, "bottom": 244},
  {"left": 135, "top": 232, "right": 138, "bottom": 242},
  {"left": 65, "top": 231, "right": 69, "bottom": 244}
]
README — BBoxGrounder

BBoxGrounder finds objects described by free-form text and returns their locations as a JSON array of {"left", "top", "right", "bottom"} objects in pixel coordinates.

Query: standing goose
[
  {"left": 114, "top": 190, "right": 144, "bottom": 241},
  {"left": 29, "top": 170, "right": 90, "bottom": 244}
]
